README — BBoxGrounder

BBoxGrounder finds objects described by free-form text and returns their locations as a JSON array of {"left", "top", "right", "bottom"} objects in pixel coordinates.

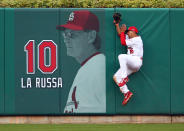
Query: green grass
[{"left": 0, "top": 124, "right": 184, "bottom": 131}]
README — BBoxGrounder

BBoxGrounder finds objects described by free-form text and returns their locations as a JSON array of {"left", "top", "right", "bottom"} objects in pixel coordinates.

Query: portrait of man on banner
[{"left": 57, "top": 10, "right": 106, "bottom": 113}]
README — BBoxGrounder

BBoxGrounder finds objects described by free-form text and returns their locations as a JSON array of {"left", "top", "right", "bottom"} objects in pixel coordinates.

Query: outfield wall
[{"left": 0, "top": 8, "right": 184, "bottom": 115}]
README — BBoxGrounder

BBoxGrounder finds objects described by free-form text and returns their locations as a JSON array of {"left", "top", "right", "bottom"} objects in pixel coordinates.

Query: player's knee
[
  {"left": 113, "top": 75, "right": 117, "bottom": 82},
  {"left": 113, "top": 75, "right": 118, "bottom": 85},
  {"left": 113, "top": 75, "right": 116, "bottom": 80}
]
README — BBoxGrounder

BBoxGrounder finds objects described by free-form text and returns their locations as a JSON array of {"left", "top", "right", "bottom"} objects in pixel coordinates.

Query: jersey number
[
  {"left": 24, "top": 40, "right": 57, "bottom": 74},
  {"left": 128, "top": 47, "right": 134, "bottom": 54}
]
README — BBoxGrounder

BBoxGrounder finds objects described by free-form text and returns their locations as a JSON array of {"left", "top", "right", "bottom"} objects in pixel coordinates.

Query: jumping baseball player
[{"left": 113, "top": 14, "right": 143, "bottom": 105}]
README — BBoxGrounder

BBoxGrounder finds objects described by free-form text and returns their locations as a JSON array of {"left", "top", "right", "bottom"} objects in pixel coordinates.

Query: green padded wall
[
  {"left": 2, "top": 8, "right": 184, "bottom": 115},
  {"left": 115, "top": 9, "right": 170, "bottom": 114},
  {"left": 105, "top": 8, "right": 116, "bottom": 114},
  {"left": 5, "top": 8, "right": 15, "bottom": 114},
  {"left": 171, "top": 9, "right": 184, "bottom": 115},
  {"left": 0, "top": 8, "right": 4, "bottom": 114}
]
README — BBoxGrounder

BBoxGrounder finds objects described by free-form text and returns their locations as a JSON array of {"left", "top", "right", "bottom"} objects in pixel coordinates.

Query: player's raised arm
[
  {"left": 113, "top": 13, "right": 127, "bottom": 46},
  {"left": 113, "top": 21, "right": 127, "bottom": 35},
  {"left": 114, "top": 23, "right": 121, "bottom": 35},
  {"left": 119, "top": 24, "right": 127, "bottom": 46}
]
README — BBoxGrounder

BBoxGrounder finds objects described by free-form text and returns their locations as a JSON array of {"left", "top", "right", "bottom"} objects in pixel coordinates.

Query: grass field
[{"left": 0, "top": 124, "right": 184, "bottom": 131}]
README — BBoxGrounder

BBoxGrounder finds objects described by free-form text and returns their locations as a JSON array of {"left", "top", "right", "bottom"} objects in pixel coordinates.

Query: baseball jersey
[
  {"left": 120, "top": 33, "right": 143, "bottom": 57},
  {"left": 64, "top": 53, "right": 106, "bottom": 113}
]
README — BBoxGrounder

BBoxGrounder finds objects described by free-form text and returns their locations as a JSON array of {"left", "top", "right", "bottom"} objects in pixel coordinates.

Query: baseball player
[
  {"left": 57, "top": 10, "right": 106, "bottom": 113},
  {"left": 113, "top": 14, "right": 143, "bottom": 105}
]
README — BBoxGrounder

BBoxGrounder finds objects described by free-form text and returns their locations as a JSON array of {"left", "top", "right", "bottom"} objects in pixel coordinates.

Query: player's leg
[
  {"left": 113, "top": 68, "right": 128, "bottom": 86},
  {"left": 119, "top": 66, "right": 134, "bottom": 105},
  {"left": 113, "top": 54, "right": 129, "bottom": 87},
  {"left": 120, "top": 84, "right": 129, "bottom": 94},
  {"left": 118, "top": 54, "right": 128, "bottom": 78},
  {"left": 113, "top": 68, "right": 122, "bottom": 85},
  {"left": 127, "top": 56, "right": 142, "bottom": 73},
  {"left": 113, "top": 54, "right": 133, "bottom": 105},
  {"left": 117, "top": 54, "right": 130, "bottom": 86},
  {"left": 119, "top": 56, "right": 142, "bottom": 105}
]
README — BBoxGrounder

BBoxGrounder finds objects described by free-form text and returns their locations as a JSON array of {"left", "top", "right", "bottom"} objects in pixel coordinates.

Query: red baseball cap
[
  {"left": 127, "top": 26, "right": 138, "bottom": 33},
  {"left": 56, "top": 10, "right": 99, "bottom": 32}
]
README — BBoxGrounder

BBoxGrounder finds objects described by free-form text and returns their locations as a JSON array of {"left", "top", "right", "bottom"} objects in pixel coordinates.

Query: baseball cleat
[
  {"left": 122, "top": 91, "right": 133, "bottom": 105},
  {"left": 118, "top": 77, "right": 129, "bottom": 87}
]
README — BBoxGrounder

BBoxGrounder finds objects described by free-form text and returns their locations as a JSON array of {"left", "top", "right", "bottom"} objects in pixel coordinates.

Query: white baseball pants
[{"left": 114, "top": 54, "right": 142, "bottom": 94}]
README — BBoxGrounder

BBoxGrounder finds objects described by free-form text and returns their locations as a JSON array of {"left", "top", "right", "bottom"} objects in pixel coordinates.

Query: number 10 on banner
[{"left": 24, "top": 40, "right": 58, "bottom": 74}]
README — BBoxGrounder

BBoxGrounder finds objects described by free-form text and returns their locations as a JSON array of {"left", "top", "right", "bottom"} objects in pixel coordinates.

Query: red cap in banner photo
[
  {"left": 127, "top": 26, "right": 138, "bottom": 34},
  {"left": 56, "top": 10, "right": 99, "bottom": 32}
]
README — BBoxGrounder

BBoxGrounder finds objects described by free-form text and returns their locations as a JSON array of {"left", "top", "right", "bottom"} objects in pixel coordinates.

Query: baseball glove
[{"left": 113, "top": 13, "right": 121, "bottom": 24}]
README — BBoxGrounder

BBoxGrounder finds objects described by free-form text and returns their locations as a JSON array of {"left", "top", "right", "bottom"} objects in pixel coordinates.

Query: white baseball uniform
[
  {"left": 64, "top": 53, "right": 106, "bottom": 113},
  {"left": 114, "top": 33, "right": 143, "bottom": 93}
]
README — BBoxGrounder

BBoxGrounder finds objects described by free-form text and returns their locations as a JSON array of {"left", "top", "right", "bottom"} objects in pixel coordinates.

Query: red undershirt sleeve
[{"left": 119, "top": 32, "right": 127, "bottom": 46}]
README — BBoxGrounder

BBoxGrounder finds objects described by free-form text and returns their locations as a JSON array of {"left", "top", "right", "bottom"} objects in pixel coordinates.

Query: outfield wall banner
[
  {"left": 5, "top": 8, "right": 107, "bottom": 115},
  {"left": 1, "top": 8, "right": 184, "bottom": 115}
]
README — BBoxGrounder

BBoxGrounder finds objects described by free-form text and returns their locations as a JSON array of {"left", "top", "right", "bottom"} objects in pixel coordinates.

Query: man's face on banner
[{"left": 62, "top": 29, "right": 89, "bottom": 58}]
